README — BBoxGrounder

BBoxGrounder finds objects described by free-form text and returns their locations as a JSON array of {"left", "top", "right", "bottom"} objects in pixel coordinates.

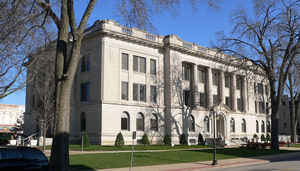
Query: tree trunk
[
  {"left": 270, "top": 79, "right": 279, "bottom": 150},
  {"left": 42, "top": 122, "right": 46, "bottom": 152}
]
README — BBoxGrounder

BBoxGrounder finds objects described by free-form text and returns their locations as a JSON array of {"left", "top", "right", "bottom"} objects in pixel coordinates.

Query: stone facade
[
  {"left": 0, "top": 104, "right": 24, "bottom": 133},
  {"left": 25, "top": 20, "right": 272, "bottom": 145}
]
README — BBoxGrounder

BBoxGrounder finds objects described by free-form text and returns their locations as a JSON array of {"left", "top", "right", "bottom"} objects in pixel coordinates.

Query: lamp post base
[{"left": 212, "top": 159, "right": 218, "bottom": 165}]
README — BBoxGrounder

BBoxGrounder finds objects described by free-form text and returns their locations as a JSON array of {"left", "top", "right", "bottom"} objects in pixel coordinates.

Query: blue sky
[{"left": 0, "top": 0, "right": 253, "bottom": 105}]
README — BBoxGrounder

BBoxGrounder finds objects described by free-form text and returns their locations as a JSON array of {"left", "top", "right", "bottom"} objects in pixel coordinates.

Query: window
[
  {"left": 133, "top": 83, "right": 146, "bottom": 102},
  {"left": 237, "top": 98, "right": 243, "bottom": 112},
  {"left": 199, "top": 92, "right": 206, "bottom": 107},
  {"left": 80, "top": 112, "right": 86, "bottom": 132},
  {"left": 241, "top": 119, "right": 246, "bottom": 133},
  {"left": 259, "top": 102, "right": 265, "bottom": 113},
  {"left": 213, "top": 95, "right": 220, "bottom": 105},
  {"left": 150, "top": 85, "right": 157, "bottom": 103},
  {"left": 225, "top": 74, "right": 231, "bottom": 88},
  {"left": 204, "top": 116, "right": 210, "bottom": 133},
  {"left": 236, "top": 76, "right": 243, "bottom": 90},
  {"left": 284, "top": 122, "right": 287, "bottom": 130},
  {"left": 121, "top": 81, "right": 128, "bottom": 100},
  {"left": 133, "top": 56, "right": 146, "bottom": 73},
  {"left": 81, "top": 56, "right": 90, "bottom": 72},
  {"left": 122, "top": 53, "right": 129, "bottom": 70},
  {"left": 188, "top": 115, "right": 195, "bottom": 132},
  {"left": 183, "top": 90, "right": 192, "bottom": 106},
  {"left": 150, "top": 59, "right": 156, "bottom": 75},
  {"left": 265, "top": 85, "right": 269, "bottom": 96},
  {"left": 80, "top": 82, "right": 90, "bottom": 102},
  {"left": 150, "top": 114, "right": 158, "bottom": 131},
  {"left": 261, "top": 121, "right": 265, "bottom": 133},
  {"left": 225, "top": 96, "right": 231, "bottom": 109},
  {"left": 182, "top": 63, "right": 191, "bottom": 80},
  {"left": 256, "top": 120, "right": 259, "bottom": 133},
  {"left": 136, "top": 113, "right": 144, "bottom": 131},
  {"left": 198, "top": 68, "right": 206, "bottom": 83},
  {"left": 257, "top": 83, "right": 264, "bottom": 94},
  {"left": 212, "top": 71, "right": 219, "bottom": 86},
  {"left": 121, "top": 112, "right": 130, "bottom": 131},
  {"left": 230, "top": 118, "right": 235, "bottom": 133},
  {"left": 267, "top": 121, "right": 271, "bottom": 132}
]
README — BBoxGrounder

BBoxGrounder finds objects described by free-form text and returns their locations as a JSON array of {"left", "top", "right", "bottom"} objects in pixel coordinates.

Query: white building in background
[
  {"left": 0, "top": 104, "right": 24, "bottom": 134},
  {"left": 25, "top": 20, "right": 272, "bottom": 145}
]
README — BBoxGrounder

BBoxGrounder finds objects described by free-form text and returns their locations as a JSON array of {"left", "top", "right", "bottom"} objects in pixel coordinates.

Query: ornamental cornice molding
[
  {"left": 85, "top": 27, "right": 164, "bottom": 49},
  {"left": 165, "top": 42, "right": 234, "bottom": 66}
]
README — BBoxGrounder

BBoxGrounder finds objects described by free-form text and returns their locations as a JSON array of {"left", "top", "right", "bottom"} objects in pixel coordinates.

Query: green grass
[
  {"left": 46, "top": 144, "right": 210, "bottom": 151},
  {"left": 70, "top": 148, "right": 291, "bottom": 170},
  {"left": 290, "top": 143, "right": 300, "bottom": 148}
]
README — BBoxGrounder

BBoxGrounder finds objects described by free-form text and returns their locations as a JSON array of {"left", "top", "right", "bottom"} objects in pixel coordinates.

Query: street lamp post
[{"left": 211, "top": 109, "right": 218, "bottom": 165}]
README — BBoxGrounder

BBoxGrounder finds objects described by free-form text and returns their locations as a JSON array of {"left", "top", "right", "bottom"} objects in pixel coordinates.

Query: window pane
[
  {"left": 213, "top": 71, "right": 219, "bottom": 86},
  {"left": 80, "top": 82, "right": 90, "bottom": 101},
  {"left": 121, "top": 82, "right": 128, "bottom": 100},
  {"left": 213, "top": 95, "right": 219, "bottom": 105},
  {"left": 150, "top": 85, "right": 157, "bottom": 103},
  {"left": 133, "top": 84, "right": 138, "bottom": 101},
  {"left": 140, "top": 57, "right": 146, "bottom": 73},
  {"left": 225, "top": 74, "right": 230, "bottom": 88},
  {"left": 121, "top": 118, "right": 128, "bottom": 130},
  {"left": 133, "top": 56, "right": 139, "bottom": 72},
  {"left": 198, "top": 69, "right": 206, "bottom": 83},
  {"left": 199, "top": 92, "right": 206, "bottom": 107},
  {"left": 122, "top": 53, "right": 128, "bottom": 70},
  {"left": 140, "top": 84, "right": 146, "bottom": 102},
  {"left": 150, "top": 59, "right": 156, "bottom": 75}
]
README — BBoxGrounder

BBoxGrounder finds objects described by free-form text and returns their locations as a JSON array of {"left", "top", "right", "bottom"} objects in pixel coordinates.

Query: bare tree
[
  {"left": 27, "top": 47, "right": 56, "bottom": 151},
  {"left": 215, "top": 0, "right": 300, "bottom": 150},
  {"left": 286, "top": 61, "right": 300, "bottom": 143},
  {"left": 0, "top": 0, "right": 52, "bottom": 99}
]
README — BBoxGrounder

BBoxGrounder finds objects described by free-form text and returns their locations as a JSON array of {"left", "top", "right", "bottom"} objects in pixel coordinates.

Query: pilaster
[
  {"left": 231, "top": 73, "right": 237, "bottom": 111},
  {"left": 207, "top": 67, "right": 213, "bottom": 108}
]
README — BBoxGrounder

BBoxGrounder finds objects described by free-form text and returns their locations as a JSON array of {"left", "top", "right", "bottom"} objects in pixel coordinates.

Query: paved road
[{"left": 206, "top": 152, "right": 300, "bottom": 171}]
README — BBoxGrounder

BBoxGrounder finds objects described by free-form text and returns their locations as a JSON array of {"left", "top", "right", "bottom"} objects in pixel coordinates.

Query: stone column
[
  {"left": 231, "top": 73, "right": 237, "bottom": 111},
  {"left": 242, "top": 77, "right": 248, "bottom": 112},
  {"left": 220, "top": 71, "right": 225, "bottom": 104},
  {"left": 207, "top": 67, "right": 213, "bottom": 108},
  {"left": 192, "top": 64, "right": 198, "bottom": 106}
]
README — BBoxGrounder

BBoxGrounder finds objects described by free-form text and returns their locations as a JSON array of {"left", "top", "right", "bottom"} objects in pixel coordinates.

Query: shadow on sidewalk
[{"left": 188, "top": 148, "right": 300, "bottom": 163}]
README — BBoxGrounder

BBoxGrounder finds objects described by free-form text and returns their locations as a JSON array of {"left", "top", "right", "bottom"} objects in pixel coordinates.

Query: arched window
[
  {"left": 230, "top": 118, "right": 235, "bottom": 133},
  {"left": 267, "top": 121, "right": 271, "bottom": 132},
  {"left": 188, "top": 115, "right": 195, "bottom": 132},
  {"left": 121, "top": 112, "right": 130, "bottom": 131},
  {"left": 150, "top": 114, "right": 158, "bottom": 131},
  {"left": 136, "top": 113, "right": 144, "bottom": 131},
  {"left": 256, "top": 120, "right": 259, "bottom": 133},
  {"left": 261, "top": 120, "right": 265, "bottom": 133},
  {"left": 80, "top": 112, "right": 86, "bottom": 132},
  {"left": 204, "top": 116, "right": 210, "bottom": 133},
  {"left": 241, "top": 119, "right": 246, "bottom": 133}
]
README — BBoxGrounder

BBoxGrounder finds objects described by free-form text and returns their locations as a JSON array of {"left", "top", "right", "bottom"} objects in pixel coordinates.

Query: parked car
[{"left": 0, "top": 147, "right": 48, "bottom": 170}]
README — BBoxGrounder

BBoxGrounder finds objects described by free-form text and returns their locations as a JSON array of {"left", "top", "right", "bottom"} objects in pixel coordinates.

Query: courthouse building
[{"left": 25, "top": 20, "right": 271, "bottom": 145}]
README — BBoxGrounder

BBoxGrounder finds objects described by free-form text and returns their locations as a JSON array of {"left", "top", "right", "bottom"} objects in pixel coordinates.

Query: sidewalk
[{"left": 99, "top": 151, "right": 300, "bottom": 171}]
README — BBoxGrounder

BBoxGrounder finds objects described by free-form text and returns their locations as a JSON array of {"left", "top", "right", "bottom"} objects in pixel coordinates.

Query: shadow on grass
[{"left": 71, "top": 165, "right": 97, "bottom": 171}]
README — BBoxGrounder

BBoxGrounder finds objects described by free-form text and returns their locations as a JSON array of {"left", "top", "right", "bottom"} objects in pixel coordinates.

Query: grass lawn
[
  {"left": 290, "top": 144, "right": 300, "bottom": 148},
  {"left": 63, "top": 144, "right": 211, "bottom": 151},
  {"left": 70, "top": 148, "right": 291, "bottom": 170}
]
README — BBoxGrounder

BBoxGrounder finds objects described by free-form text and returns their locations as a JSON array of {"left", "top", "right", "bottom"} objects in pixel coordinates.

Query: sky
[{"left": 0, "top": 0, "right": 253, "bottom": 106}]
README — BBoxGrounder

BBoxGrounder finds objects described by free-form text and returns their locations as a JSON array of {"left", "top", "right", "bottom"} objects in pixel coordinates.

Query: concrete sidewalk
[{"left": 99, "top": 151, "right": 300, "bottom": 171}]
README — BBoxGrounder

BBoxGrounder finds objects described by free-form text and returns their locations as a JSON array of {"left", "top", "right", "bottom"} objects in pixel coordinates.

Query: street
[{"left": 207, "top": 153, "right": 300, "bottom": 171}]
